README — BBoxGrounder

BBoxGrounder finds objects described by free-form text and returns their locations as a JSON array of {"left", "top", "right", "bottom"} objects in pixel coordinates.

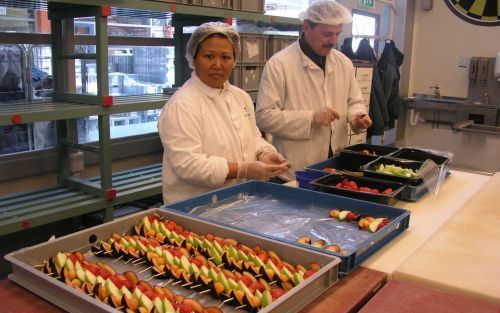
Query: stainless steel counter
[{"left": 395, "top": 128, "right": 500, "bottom": 174}]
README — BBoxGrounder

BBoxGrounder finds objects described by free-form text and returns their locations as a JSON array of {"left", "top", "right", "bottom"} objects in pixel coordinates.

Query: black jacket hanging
[
  {"left": 354, "top": 38, "right": 388, "bottom": 136},
  {"left": 378, "top": 40, "right": 404, "bottom": 128},
  {"left": 340, "top": 37, "right": 356, "bottom": 60}
]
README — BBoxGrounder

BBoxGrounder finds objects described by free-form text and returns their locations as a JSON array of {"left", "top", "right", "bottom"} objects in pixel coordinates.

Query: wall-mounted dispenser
[
  {"left": 477, "top": 58, "right": 490, "bottom": 82},
  {"left": 469, "top": 57, "right": 478, "bottom": 81}
]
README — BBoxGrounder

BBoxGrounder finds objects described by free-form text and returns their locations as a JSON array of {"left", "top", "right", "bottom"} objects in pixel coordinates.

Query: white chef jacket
[
  {"left": 158, "top": 72, "right": 277, "bottom": 203},
  {"left": 256, "top": 41, "right": 366, "bottom": 177}
]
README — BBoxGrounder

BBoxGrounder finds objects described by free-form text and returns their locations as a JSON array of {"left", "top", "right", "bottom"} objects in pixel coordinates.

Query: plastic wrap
[
  {"left": 189, "top": 194, "right": 372, "bottom": 253},
  {"left": 406, "top": 147, "right": 454, "bottom": 196}
]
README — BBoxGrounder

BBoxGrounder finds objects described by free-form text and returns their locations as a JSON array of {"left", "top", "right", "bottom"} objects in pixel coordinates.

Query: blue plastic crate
[{"left": 163, "top": 181, "right": 410, "bottom": 275}]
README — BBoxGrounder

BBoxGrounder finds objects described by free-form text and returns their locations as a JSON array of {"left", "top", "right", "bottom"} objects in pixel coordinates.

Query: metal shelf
[
  {"left": 47, "top": 0, "right": 302, "bottom": 25},
  {"left": 0, "top": 94, "right": 170, "bottom": 126}
]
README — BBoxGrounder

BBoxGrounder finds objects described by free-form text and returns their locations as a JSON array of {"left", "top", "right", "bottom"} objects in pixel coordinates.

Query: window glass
[
  {"left": 352, "top": 12, "right": 377, "bottom": 52},
  {"left": 0, "top": 5, "right": 49, "bottom": 33}
]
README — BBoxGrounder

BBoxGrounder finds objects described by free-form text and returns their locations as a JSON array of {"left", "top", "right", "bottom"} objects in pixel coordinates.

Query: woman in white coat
[
  {"left": 256, "top": 0, "right": 372, "bottom": 179},
  {"left": 158, "top": 22, "right": 289, "bottom": 203}
]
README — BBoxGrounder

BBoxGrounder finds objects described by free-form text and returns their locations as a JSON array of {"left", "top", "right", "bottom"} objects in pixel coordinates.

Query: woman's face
[{"left": 194, "top": 35, "right": 235, "bottom": 89}]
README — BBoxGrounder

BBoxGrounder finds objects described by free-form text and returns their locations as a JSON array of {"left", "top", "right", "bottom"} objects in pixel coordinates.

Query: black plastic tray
[
  {"left": 306, "top": 153, "right": 378, "bottom": 173},
  {"left": 362, "top": 156, "right": 429, "bottom": 185},
  {"left": 310, "top": 174, "right": 405, "bottom": 205},
  {"left": 389, "top": 148, "right": 451, "bottom": 166},
  {"left": 341, "top": 144, "right": 399, "bottom": 157}
]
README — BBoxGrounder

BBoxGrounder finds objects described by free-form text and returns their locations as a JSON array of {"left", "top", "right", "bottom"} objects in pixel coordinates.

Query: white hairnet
[
  {"left": 186, "top": 22, "right": 240, "bottom": 69},
  {"left": 299, "top": 0, "right": 352, "bottom": 25}
]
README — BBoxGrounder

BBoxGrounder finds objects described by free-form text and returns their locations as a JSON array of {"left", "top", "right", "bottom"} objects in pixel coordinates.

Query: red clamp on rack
[
  {"left": 101, "top": 6, "right": 111, "bottom": 17},
  {"left": 226, "top": 18, "right": 233, "bottom": 25},
  {"left": 271, "top": 16, "right": 276, "bottom": 23},
  {"left": 11, "top": 114, "right": 22, "bottom": 124},
  {"left": 103, "top": 96, "right": 113, "bottom": 107},
  {"left": 21, "top": 220, "right": 30, "bottom": 229},
  {"left": 106, "top": 189, "right": 117, "bottom": 201},
  {"left": 170, "top": 5, "right": 177, "bottom": 12}
]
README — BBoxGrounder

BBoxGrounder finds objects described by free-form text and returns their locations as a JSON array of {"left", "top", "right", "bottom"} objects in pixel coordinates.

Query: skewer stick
[
  {"left": 138, "top": 266, "right": 152, "bottom": 274},
  {"left": 133, "top": 260, "right": 146, "bottom": 266},
  {"left": 235, "top": 304, "right": 247, "bottom": 310},
  {"left": 216, "top": 263, "right": 225, "bottom": 268},
  {"left": 207, "top": 257, "right": 214, "bottom": 261},
  {"left": 269, "top": 280, "right": 277, "bottom": 285},
  {"left": 199, "top": 289, "right": 211, "bottom": 294},
  {"left": 33, "top": 262, "right": 47, "bottom": 268},
  {"left": 222, "top": 298, "right": 234, "bottom": 304},
  {"left": 125, "top": 258, "right": 133, "bottom": 264},
  {"left": 112, "top": 255, "right": 124, "bottom": 263},
  {"left": 254, "top": 274, "right": 263, "bottom": 278},
  {"left": 131, "top": 258, "right": 143, "bottom": 264},
  {"left": 171, "top": 280, "right": 182, "bottom": 286},
  {"left": 190, "top": 284, "right": 202, "bottom": 289},
  {"left": 92, "top": 251, "right": 103, "bottom": 256},
  {"left": 116, "top": 306, "right": 124, "bottom": 310},
  {"left": 181, "top": 282, "right": 193, "bottom": 287},
  {"left": 159, "top": 279, "right": 173, "bottom": 287}
]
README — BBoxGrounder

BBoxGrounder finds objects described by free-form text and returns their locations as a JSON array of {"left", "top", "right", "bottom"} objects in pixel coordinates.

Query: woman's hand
[
  {"left": 258, "top": 151, "right": 289, "bottom": 167},
  {"left": 237, "top": 161, "right": 289, "bottom": 180}
]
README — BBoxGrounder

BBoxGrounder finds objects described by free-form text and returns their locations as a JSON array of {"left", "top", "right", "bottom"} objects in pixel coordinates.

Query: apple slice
[{"left": 337, "top": 210, "right": 351, "bottom": 221}]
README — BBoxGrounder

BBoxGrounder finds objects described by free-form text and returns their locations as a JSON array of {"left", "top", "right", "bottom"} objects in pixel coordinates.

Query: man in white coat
[{"left": 256, "top": 0, "right": 372, "bottom": 179}]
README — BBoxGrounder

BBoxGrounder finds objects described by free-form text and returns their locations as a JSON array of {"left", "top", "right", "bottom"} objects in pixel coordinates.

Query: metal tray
[
  {"left": 5, "top": 208, "right": 340, "bottom": 313},
  {"left": 164, "top": 181, "right": 410, "bottom": 275},
  {"left": 310, "top": 174, "right": 406, "bottom": 206}
]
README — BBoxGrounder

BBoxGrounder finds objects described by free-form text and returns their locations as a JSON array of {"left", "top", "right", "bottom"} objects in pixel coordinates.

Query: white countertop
[
  {"left": 394, "top": 173, "right": 500, "bottom": 305},
  {"left": 360, "top": 170, "right": 491, "bottom": 277}
]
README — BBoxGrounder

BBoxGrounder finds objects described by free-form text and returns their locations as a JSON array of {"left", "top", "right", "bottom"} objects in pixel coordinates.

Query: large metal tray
[
  {"left": 164, "top": 181, "right": 410, "bottom": 275},
  {"left": 5, "top": 208, "right": 340, "bottom": 313}
]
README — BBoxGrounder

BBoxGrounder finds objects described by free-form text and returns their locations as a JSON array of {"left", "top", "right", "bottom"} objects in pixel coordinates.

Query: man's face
[{"left": 303, "top": 22, "right": 344, "bottom": 56}]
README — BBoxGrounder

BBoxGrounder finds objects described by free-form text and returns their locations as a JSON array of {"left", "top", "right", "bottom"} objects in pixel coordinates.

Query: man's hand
[
  {"left": 312, "top": 107, "right": 340, "bottom": 127},
  {"left": 352, "top": 114, "right": 372, "bottom": 130}
]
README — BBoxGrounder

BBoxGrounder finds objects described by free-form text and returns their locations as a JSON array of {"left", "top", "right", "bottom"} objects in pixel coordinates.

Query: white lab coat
[
  {"left": 256, "top": 41, "right": 366, "bottom": 177},
  {"left": 158, "top": 72, "right": 276, "bottom": 203}
]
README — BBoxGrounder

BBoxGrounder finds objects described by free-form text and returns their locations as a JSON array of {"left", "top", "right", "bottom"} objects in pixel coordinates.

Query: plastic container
[
  {"left": 267, "top": 34, "right": 298, "bottom": 59},
  {"left": 295, "top": 170, "right": 327, "bottom": 190},
  {"left": 341, "top": 143, "right": 399, "bottom": 157},
  {"left": 361, "top": 156, "right": 432, "bottom": 185},
  {"left": 232, "top": 0, "right": 264, "bottom": 13},
  {"left": 239, "top": 33, "right": 268, "bottom": 62},
  {"left": 230, "top": 62, "right": 265, "bottom": 91},
  {"left": 389, "top": 148, "right": 451, "bottom": 166},
  {"left": 165, "top": 181, "right": 411, "bottom": 275},
  {"left": 310, "top": 174, "right": 405, "bottom": 205},
  {"left": 306, "top": 153, "right": 378, "bottom": 173},
  {"left": 6, "top": 208, "right": 340, "bottom": 313}
]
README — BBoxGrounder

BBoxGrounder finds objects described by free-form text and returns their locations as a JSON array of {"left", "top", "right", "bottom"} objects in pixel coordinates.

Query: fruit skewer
[
  {"left": 39, "top": 250, "right": 222, "bottom": 313},
  {"left": 329, "top": 209, "right": 391, "bottom": 233}
]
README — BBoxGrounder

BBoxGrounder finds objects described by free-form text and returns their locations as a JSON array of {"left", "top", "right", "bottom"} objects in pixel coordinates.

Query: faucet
[{"left": 429, "top": 84, "right": 442, "bottom": 100}]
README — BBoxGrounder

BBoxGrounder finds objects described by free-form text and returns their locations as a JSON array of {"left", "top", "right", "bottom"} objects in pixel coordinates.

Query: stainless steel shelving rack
[{"left": 0, "top": 0, "right": 300, "bottom": 235}]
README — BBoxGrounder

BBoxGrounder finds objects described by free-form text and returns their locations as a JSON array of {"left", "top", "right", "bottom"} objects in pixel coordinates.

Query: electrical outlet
[{"left": 459, "top": 56, "right": 468, "bottom": 68}]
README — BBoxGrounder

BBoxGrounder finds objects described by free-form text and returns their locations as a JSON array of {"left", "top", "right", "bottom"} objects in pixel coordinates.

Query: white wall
[{"left": 409, "top": 1, "right": 500, "bottom": 98}]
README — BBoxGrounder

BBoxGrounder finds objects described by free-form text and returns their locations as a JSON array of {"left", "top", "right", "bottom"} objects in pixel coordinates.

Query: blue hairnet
[
  {"left": 299, "top": 0, "right": 352, "bottom": 25},
  {"left": 186, "top": 22, "right": 240, "bottom": 69}
]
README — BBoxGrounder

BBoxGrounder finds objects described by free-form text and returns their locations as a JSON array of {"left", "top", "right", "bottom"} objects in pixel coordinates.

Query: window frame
[{"left": 0, "top": 31, "right": 172, "bottom": 181}]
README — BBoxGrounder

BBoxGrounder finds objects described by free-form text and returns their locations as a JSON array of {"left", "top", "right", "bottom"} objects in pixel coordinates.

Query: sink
[{"left": 407, "top": 93, "right": 467, "bottom": 104}]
